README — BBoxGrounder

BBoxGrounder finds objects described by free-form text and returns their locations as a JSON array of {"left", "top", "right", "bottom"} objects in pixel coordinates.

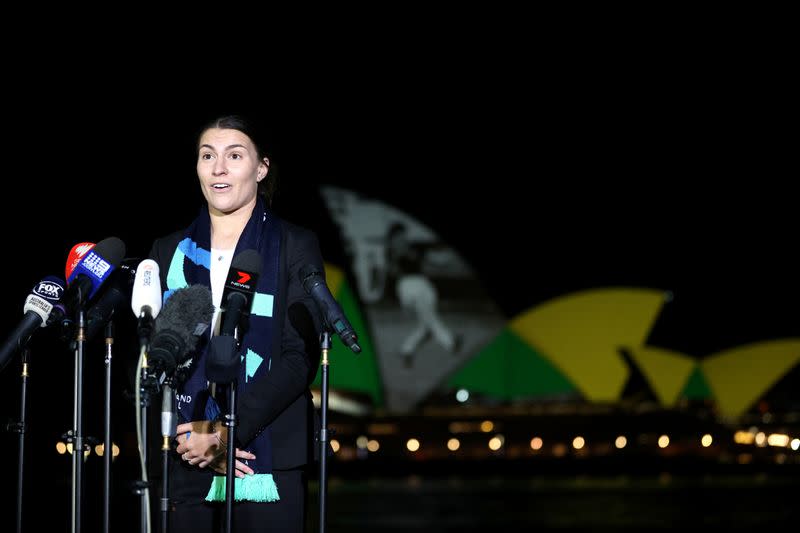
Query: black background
[
  {"left": 2, "top": 81, "right": 796, "bottom": 360},
  {"left": 0, "top": 31, "right": 797, "bottom": 531},
  {"left": 1, "top": 78, "right": 797, "bottom": 432}
]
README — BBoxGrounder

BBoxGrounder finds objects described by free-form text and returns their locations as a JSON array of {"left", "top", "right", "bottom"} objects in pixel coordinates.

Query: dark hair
[{"left": 198, "top": 115, "right": 277, "bottom": 205}]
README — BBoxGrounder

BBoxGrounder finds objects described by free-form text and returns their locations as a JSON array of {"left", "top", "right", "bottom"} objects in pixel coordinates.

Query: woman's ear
[{"left": 257, "top": 157, "right": 270, "bottom": 182}]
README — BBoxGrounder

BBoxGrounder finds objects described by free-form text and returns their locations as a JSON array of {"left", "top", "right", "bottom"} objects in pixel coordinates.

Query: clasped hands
[{"left": 174, "top": 420, "right": 256, "bottom": 478}]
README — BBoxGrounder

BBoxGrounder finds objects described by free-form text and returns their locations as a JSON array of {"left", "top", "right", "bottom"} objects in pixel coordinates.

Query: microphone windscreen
[
  {"left": 65, "top": 242, "right": 95, "bottom": 279},
  {"left": 93, "top": 237, "right": 126, "bottom": 268},
  {"left": 84, "top": 259, "right": 139, "bottom": 342},
  {"left": 155, "top": 284, "right": 214, "bottom": 364},
  {"left": 299, "top": 264, "right": 325, "bottom": 293},
  {"left": 65, "top": 236, "right": 127, "bottom": 302},
  {"left": 232, "top": 249, "right": 262, "bottom": 274},
  {"left": 299, "top": 264, "right": 321, "bottom": 280},
  {"left": 220, "top": 249, "right": 261, "bottom": 319}
]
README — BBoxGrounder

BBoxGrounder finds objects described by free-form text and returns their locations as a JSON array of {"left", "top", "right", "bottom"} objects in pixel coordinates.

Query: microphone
[
  {"left": 0, "top": 276, "right": 66, "bottom": 372},
  {"left": 48, "top": 237, "right": 127, "bottom": 327},
  {"left": 65, "top": 242, "right": 95, "bottom": 279},
  {"left": 205, "top": 250, "right": 261, "bottom": 383},
  {"left": 66, "top": 237, "right": 126, "bottom": 302},
  {"left": 299, "top": 264, "right": 361, "bottom": 353},
  {"left": 130, "top": 259, "right": 162, "bottom": 347},
  {"left": 219, "top": 249, "right": 261, "bottom": 337},
  {"left": 148, "top": 285, "right": 213, "bottom": 378},
  {"left": 84, "top": 258, "right": 139, "bottom": 342},
  {"left": 161, "top": 383, "right": 177, "bottom": 437}
]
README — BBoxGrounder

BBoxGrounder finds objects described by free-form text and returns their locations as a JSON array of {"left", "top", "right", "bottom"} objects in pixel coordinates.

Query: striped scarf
[{"left": 165, "top": 197, "right": 282, "bottom": 502}]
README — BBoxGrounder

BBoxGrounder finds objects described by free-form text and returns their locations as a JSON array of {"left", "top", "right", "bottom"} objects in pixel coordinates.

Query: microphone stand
[
  {"left": 102, "top": 321, "right": 114, "bottom": 533},
  {"left": 160, "top": 382, "right": 176, "bottom": 533},
  {"left": 71, "top": 309, "right": 87, "bottom": 533},
  {"left": 318, "top": 331, "right": 332, "bottom": 533},
  {"left": 223, "top": 380, "right": 238, "bottom": 533},
  {"left": 299, "top": 266, "right": 361, "bottom": 533},
  {"left": 136, "top": 358, "right": 157, "bottom": 533},
  {"left": 12, "top": 347, "right": 32, "bottom": 533},
  {"left": 206, "top": 334, "right": 241, "bottom": 533},
  {"left": 133, "top": 314, "right": 156, "bottom": 533}
]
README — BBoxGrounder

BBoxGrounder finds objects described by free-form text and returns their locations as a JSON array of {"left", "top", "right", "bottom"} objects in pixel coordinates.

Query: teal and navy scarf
[{"left": 165, "top": 197, "right": 282, "bottom": 502}]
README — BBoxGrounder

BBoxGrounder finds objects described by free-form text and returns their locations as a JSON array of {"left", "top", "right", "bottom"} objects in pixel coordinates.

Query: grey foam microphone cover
[{"left": 148, "top": 285, "right": 214, "bottom": 375}]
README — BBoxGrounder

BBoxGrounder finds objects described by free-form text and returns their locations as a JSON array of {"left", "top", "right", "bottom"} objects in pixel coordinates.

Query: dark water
[
  {"left": 6, "top": 471, "right": 798, "bottom": 532},
  {"left": 306, "top": 474, "right": 798, "bottom": 532},
  {"left": 6, "top": 438, "right": 798, "bottom": 532}
]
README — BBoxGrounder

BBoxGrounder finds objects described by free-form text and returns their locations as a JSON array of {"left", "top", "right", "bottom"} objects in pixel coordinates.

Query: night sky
[
  {"left": 0, "top": 36, "right": 797, "bottom": 533},
  {"left": 0, "top": 46, "right": 796, "bottom": 413},
  {"left": 3, "top": 92, "right": 795, "bottom": 364}
]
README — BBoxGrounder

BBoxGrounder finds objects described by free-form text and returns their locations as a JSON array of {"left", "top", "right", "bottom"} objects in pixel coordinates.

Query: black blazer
[{"left": 149, "top": 217, "right": 324, "bottom": 470}]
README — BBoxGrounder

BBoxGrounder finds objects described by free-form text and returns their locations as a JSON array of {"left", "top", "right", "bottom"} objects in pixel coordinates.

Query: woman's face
[{"left": 196, "top": 127, "right": 268, "bottom": 216}]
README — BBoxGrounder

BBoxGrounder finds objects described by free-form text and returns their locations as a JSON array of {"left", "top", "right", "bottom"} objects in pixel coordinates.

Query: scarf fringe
[{"left": 205, "top": 473, "right": 280, "bottom": 503}]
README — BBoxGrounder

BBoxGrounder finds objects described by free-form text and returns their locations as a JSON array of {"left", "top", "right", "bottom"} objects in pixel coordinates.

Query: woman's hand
[{"left": 175, "top": 421, "right": 256, "bottom": 478}]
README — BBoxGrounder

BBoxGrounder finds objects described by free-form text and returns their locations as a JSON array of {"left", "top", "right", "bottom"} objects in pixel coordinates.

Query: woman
[{"left": 148, "top": 115, "right": 323, "bottom": 532}]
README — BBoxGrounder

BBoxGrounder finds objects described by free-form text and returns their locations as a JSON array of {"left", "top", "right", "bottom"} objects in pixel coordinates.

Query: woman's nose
[{"left": 213, "top": 159, "right": 228, "bottom": 175}]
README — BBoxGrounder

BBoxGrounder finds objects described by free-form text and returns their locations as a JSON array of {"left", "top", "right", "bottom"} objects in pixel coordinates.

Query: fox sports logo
[{"left": 34, "top": 280, "right": 65, "bottom": 301}]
